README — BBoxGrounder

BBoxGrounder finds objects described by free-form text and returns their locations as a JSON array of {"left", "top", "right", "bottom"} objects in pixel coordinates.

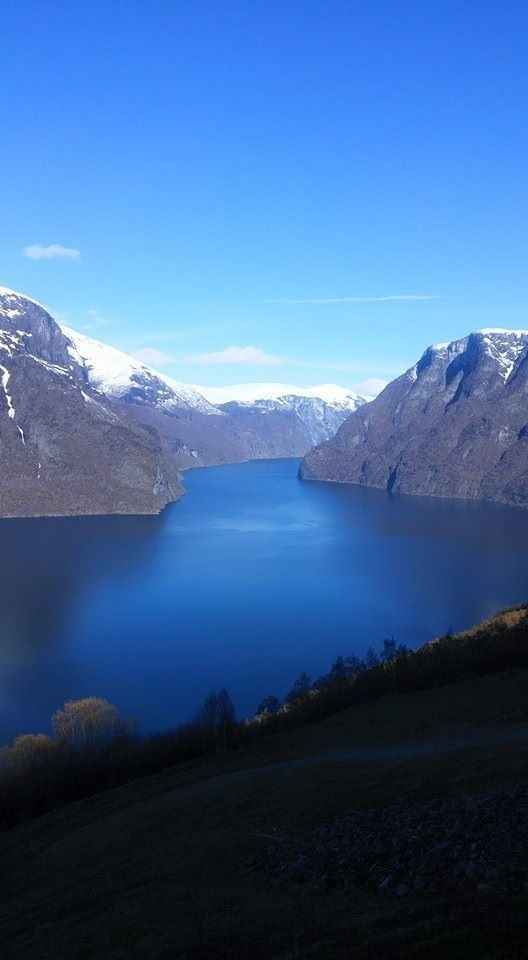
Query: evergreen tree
[
  {"left": 285, "top": 672, "right": 312, "bottom": 703},
  {"left": 257, "top": 695, "right": 280, "bottom": 716}
]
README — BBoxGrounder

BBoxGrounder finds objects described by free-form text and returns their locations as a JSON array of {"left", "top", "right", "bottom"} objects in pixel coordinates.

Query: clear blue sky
[{"left": 2, "top": 1, "right": 528, "bottom": 391}]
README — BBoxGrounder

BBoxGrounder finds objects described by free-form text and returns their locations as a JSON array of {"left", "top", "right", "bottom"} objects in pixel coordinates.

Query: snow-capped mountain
[
  {"left": 58, "top": 332, "right": 369, "bottom": 466},
  {"left": 55, "top": 325, "right": 374, "bottom": 463},
  {"left": 194, "top": 382, "right": 370, "bottom": 448},
  {"left": 0, "top": 286, "right": 180, "bottom": 517},
  {"left": 301, "top": 328, "right": 528, "bottom": 507},
  {"left": 63, "top": 326, "right": 220, "bottom": 416},
  {"left": 195, "top": 382, "right": 369, "bottom": 407},
  {"left": 0, "top": 283, "right": 377, "bottom": 515},
  {"left": 58, "top": 331, "right": 369, "bottom": 457}
]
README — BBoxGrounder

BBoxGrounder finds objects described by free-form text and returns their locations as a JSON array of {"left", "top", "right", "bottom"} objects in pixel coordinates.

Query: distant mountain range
[
  {"left": 0, "top": 286, "right": 370, "bottom": 516},
  {"left": 64, "top": 325, "right": 368, "bottom": 468},
  {"left": 301, "top": 329, "right": 528, "bottom": 508}
]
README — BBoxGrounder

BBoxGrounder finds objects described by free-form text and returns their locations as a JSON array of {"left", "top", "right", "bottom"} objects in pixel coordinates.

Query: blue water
[{"left": 1, "top": 457, "right": 528, "bottom": 743}]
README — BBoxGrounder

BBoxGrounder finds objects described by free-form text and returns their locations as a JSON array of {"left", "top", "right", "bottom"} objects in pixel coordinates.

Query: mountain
[
  {"left": 0, "top": 287, "right": 181, "bottom": 517},
  {"left": 196, "top": 382, "right": 368, "bottom": 452},
  {"left": 0, "top": 284, "right": 374, "bottom": 516},
  {"left": 196, "top": 382, "right": 368, "bottom": 406},
  {"left": 301, "top": 329, "right": 528, "bottom": 507},
  {"left": 64, "top": 326, "right": 221, "bottom": 418},
  {"left": 61, "top": 330, "right": 370, "bottom": 467}
]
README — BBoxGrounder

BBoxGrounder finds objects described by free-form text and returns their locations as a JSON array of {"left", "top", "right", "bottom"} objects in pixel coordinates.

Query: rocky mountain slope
[
  {"left": 198, "top": 382, "right": 367, "bottom": 451},
  {"left": 0, "top": 287, "right": 181, "bottom": 517},
  {"left": 301, "top": 329, "right": 528, "bottom": 507}
]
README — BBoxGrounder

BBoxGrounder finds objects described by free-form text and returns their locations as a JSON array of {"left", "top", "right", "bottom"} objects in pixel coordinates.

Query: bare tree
[
  {"left": 197, "top": 689, "right": 236, "bottom": 749},
  {"left": 52, "top": 697, "right": 124, "bottom": 747},
  {"left": 9, "top": 734, "right": 55, "bottom": 768}
]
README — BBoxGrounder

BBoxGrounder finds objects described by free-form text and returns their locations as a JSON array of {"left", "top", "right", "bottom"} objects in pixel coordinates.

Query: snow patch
[
  {"left": 28, "top": 355, "right": 71, "bottom": 378},
  {"left": 0, "top": 364, "right": 15, "bottom": 419},
  {"left": 0, "top": 329, "right": 28, "bottom": 355},
  {"left": 479, "top": 330, "right": 528, "bottom": 381}
]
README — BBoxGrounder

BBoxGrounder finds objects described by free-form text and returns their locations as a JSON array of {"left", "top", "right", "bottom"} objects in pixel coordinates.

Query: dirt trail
[{"left": 224, "top": 722, "right": 528, "bottom": 783}]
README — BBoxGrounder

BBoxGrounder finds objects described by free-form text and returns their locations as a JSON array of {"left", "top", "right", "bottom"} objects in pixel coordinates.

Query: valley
[{"left": 0, "top": 286, "right": 365, "bottom": 517}]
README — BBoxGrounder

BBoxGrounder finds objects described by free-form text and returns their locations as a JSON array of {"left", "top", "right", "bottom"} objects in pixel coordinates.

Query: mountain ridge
[{"left": 301, "top": 328, "right": 528, "bottom": 507}]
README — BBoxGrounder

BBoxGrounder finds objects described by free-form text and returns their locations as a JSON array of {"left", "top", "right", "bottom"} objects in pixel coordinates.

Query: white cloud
[
  {"left": 267, "top": 294, "right": 435, "bottom": 304},
  {"left": 23, "top": 243, "right": 80, "bottom": 261},
  {"left": 132, "top": 347, "right": 176, "bottom": 368},
  {"left": 183, "top": 345, "right": 285, "bottom": 366}
]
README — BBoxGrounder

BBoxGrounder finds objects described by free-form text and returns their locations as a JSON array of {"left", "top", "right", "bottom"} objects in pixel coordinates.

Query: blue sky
[{"left": 2, "top": 1, "right": 528, "bottom": 392}]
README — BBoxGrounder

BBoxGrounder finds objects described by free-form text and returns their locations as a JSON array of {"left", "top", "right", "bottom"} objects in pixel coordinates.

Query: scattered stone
[{"left": 262, "top": 784, "right": 528, "bottom": 899}]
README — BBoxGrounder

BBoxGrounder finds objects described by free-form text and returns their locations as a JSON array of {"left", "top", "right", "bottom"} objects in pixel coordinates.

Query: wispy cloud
[
  {"left": 266, "top": 294, "right": 435, "bottom": 305},
  {"left": 183, "top": 345, "right": 285, "bottom": 366},
  {"left": 132, "top": 347, "right": 176, "bottom": 368},
  {"left": 23, "top": 243, "right": 80, "bottom": 261}
]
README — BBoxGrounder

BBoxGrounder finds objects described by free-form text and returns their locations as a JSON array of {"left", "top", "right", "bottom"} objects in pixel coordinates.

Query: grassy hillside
[{"left": 3, "top": 608, "right": 528, "bottom": 957}]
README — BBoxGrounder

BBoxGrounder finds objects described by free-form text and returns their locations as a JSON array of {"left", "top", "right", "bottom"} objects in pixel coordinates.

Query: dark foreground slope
[
  {"left": 4, "top": 609, "right": 528, "bottom": 958},
  {"left": 301, "top": 329, "right": 528, "bottom": 507}
]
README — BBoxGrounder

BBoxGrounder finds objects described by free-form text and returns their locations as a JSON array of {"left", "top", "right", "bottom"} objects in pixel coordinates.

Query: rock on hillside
[{"left": 301, "top": 329, "right": 528, "bottom": 507}]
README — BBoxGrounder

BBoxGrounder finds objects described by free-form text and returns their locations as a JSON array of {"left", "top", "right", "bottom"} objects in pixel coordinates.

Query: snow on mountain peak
[
  {"left": 420, "top": 328, "right": 528, "bottom": 385},
  {"left": 62, "top": 326, "right": 220, "bottom": 415},
  {"left": 479, "top": 327, "right": 528, "bottom": 337},
  {"left": 194, "top": 381, "right": 371, "bottom": 407},
  {"left": 0, "top": 285, "right": 49, "bottom": 316}
]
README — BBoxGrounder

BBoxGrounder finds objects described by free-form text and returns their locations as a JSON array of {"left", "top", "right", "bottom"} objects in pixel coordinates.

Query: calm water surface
[{"left": 2, "top": 458, "right": 528, "bottom": 743}]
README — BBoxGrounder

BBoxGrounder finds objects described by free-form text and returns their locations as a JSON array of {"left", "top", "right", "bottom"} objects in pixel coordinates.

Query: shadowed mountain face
[
  {"left": 301, "top": 330, "right": 528, "bottom": 508},
  {"left": 0, "top": 288, "right": 181, "bottom": 517}
]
